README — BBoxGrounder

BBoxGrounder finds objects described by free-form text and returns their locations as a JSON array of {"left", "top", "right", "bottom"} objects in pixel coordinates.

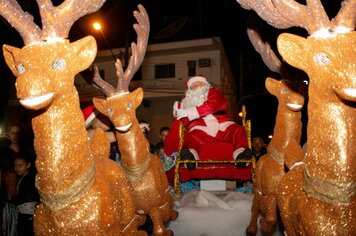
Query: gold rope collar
[
  {"left": 303, "top": 166, "right": 355, "bottom": 204},
  {"left": 121, "top": 154, "right": 151, "bottom": 180},
  {"left": 36, "top": 161, "right": 95, "bottom": 211}
]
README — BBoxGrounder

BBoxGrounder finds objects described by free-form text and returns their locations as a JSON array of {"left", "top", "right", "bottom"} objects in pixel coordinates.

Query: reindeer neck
[
  {"left": 32, "top": 87, "right": 92, "bottom": 194},
  {"left": 306, "top": 92, "right": 355, "bottom": 180},
  {"left": 115, "top": 120, "right": 150, "bottom": 173},
  {"left": 268, "top": 106, "right": 302, "bottom": 163},
  {"left": 303, "top": 88, "right": 356, "bottom": 203}
]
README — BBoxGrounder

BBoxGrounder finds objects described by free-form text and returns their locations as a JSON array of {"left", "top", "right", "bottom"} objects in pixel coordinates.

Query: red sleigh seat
[
  {"left": 171, "top": 142, "right": 255, "bottom": 196},
  {"left": 164, "top": 118, "right": 255, "bottom": 197}
]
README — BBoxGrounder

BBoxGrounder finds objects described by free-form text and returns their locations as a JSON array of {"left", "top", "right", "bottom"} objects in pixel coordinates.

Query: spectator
[
  {"left": 0, "top": 124, "right": 35, "bottom": 201},
  {"left": 82, "top": 105, "right": 120, "bottom": 162},
  {"left": 251, "top": 136, "right": 267, "bottom": 162},
  {"left": 155, "top": 126, "right": 169, "bottom": 151},
  {"left": 153, "top": 127, "right": 169, "bottom": 168},
  {"left": 13, "top": 152, "right": 39, "bottom": 236}
]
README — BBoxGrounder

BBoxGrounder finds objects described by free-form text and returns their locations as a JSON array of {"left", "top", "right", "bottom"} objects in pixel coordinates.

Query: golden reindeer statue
[
  {"left": 245, "top": 13, "right": 305, "bottom": 235},
  {"left": 237, "top": 0, "right": 356, "bottom": 235},
  {"left": 91, "top": 5, "right": 178, "bottom": 236},
  {"left": 0, "top": 0, "right": 145, "bottom": 235}
]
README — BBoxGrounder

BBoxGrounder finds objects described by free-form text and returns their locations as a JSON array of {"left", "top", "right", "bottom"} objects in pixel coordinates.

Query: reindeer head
[
  {"left": 277, "top": 32, "right": 356, "bottom": 103},
  {"left": 91, "top": 5, "right": 149, "bottom": 132},
  {"left": 0, "top": 0, "right": 106, "bottom": 110},
  {"left": 265, "top": 77, "right": 304, "bottom": 111},
  {"left": 93, "top": 88, "right": 143, "bottom": 132},
  {"left": 3, "top": 38, "right": 97, "bottom": 110}
]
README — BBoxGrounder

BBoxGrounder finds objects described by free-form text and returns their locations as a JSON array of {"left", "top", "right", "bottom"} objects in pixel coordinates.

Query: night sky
[{"left": 0, "top": 0, "right": 341, "bottom": 141}]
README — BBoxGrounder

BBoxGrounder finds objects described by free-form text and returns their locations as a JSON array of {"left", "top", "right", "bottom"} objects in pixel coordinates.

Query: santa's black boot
[{"left": 180, "top": 148, "right": 196, "bottom": 170}]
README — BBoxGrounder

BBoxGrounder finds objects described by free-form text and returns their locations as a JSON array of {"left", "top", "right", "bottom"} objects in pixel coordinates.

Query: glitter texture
[
  {"left": 235, "top": 0, "right": 356, "bottom": 234},
  {"left": 1, "top": 0, "right": 150, "bottom": 234},
  {"left": 246, "top": 78, "right": 304, "bottom": 235},
  {"left": 277, "top": 31, "right": 356, "bottom": 235},
  {"left": 90, "top": 5, "right": 178, "bottom": 235},
  {"left": 3, "top": 36, "right": 145, "bottom": 235},
  {"left": 94, "top": 87, "right": 178, "bottom": 236}
]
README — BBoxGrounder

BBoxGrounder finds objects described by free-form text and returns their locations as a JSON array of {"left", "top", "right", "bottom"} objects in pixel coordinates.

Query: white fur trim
[
  {"left": 85, "top": 112, "right": 96, "bottom": 128},
  {"left": 189, "top": 116, "right": 234, "bottom": 138},
  {"left": 189, "top": 148, "right": 199, "bottom": 160},
  {"left": 187, "top": 76, "right": 208, "bottom": 88},
  {"left": 188, "top": 148, "right": 199, "bottom": 168},
  {"left": 219, "top": 121, "right": 235, "bottom": 131},
  {"left": 189, "top": 114, "right": 219, "bottom": 137},
  {"left": 233, "top": 147, "right": 246, "bottom": 160},
  {"left": 186, "top": 107, "right": 200, "bottom": 120}
]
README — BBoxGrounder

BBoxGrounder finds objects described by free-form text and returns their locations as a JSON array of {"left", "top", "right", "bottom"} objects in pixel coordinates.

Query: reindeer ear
[
  {"left": 93, "top": 98, "right": 107, "bottom": 115},
  {"left": 3, "top": 44, "right": 21, "bottom": 76},
  {"left": 277, "top": 33, "right": 308, "bottom": 71},
  {"left": 265, "top": 77, "right": 278, "bottom": 96},
  {"left": 71, "top": 36, "right": 97, "bottom": 74},
  {"left": 132, "top": 87, "right": 144, "bottom": 108}
]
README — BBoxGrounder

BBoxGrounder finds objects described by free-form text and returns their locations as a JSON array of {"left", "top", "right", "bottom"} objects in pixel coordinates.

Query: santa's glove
[
  {"left": 173, "top": 101, "right": 180, "bottom": 117},
  {"left": 176, "top": 109, "right": 188, "bottom": 120}
]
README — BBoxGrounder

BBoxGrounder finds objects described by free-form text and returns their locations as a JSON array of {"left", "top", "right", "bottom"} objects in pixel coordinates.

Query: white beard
[{"left": 181, "top": 85, "right": 211, "bottom": 108}]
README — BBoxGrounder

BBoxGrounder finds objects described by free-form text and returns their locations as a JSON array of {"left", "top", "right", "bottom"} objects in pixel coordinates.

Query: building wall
[{"left": 75, "top": 37, "right": 236, "bottom": 145}]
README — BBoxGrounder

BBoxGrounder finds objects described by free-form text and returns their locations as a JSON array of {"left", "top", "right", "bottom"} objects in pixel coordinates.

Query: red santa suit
[{"left": 173, "top": 77, "right": 248, "bottom": 160}]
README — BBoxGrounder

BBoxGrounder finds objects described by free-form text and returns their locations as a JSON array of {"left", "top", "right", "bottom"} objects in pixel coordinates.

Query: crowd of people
[
  {"left": 0, "top": 75, "right": 268, "bottom": 235},
  {"left": 0, "top": 123, "right": 38, "bottom": 236}
]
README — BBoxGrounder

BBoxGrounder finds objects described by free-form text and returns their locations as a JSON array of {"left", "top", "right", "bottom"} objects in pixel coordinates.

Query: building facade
[{"left": 75, "top": 37, "right": 237, "bottom": 144}]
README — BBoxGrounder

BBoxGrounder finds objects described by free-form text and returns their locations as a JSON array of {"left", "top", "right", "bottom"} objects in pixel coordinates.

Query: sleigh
[{"left": 165, "top": 106, "right": 256, "bottom": 197}]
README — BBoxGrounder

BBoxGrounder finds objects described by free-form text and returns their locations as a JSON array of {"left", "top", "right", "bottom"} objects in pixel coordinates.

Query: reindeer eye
[
  {"left": 17, "top": 64, "right": 25, "bottom": 74},
  {"left": 281, "top": 88, "right": 288, "bottom": 94},
  {"left": 127, "top": 103, "right": 132, "bottom": 110},
  {"left": 52, "top": 58, "right": 66, "bottom": 70},
  {"left": 107, "top": 108, "right": 113, "bottom": 115},
  {"left": 314, "top": 52, "right": 330, "bottom": 65}
]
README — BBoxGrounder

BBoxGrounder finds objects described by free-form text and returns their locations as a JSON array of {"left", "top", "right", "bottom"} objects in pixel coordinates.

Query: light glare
[{"left": 93, "top": 22, "right": 102, "bottom": 31}]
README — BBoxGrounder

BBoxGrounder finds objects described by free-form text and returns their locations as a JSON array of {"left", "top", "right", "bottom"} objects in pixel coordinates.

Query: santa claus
[{"left": 172, "top": 76, "right": 249, "bottom": 169}]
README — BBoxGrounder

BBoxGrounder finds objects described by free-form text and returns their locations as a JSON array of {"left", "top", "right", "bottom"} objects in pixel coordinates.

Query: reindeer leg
[
  {"left": 260, "top": 194, "right": 277, "bottom": 233},
  {"left": 150, "top": 208, "right": 173, "bottom": 236}
]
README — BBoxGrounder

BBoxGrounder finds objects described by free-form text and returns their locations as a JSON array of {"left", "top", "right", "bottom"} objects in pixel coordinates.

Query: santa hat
[
  {"left": 186, "top": 76, "right": 209, "bottom": 89},
  {"left": 82, "top": 105, "right": 97, "bottom": 128}
]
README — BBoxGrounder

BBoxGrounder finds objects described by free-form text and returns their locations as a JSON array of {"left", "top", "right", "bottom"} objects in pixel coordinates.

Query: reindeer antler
[
  {"left": 0, "top": 0, "right": 106, "bottom": 45},
  {"left": 37, "top": 0, "right": 106, "bottom": 41},
  {"left": 92, "top": 4, "right": 150, "bottom": 97},
  {"left": 0, "top": 0, "right": 41, "bottom": 45},
  {"left": 247, "top": 13, "right": 281, "bottom": 73},
  {"left": 332, "top": 0, "right": 356, "bottom": 30},
  {"left": 237, "top": 0, "right": 356, "bottom": 35},
  {"left": 91, "top": 65, "right": 117, "bottom": 97},
  {"left": 237, "top": 0, "right": 296, "bottom": 29},
  {"left": 116, "top": 4, "right": 150, "bottom": 93}
]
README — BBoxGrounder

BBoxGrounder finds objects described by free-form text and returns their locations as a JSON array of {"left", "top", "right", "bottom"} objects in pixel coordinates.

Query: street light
[{"left": 92, "top": 21, "right": 117, "bottom": 61}]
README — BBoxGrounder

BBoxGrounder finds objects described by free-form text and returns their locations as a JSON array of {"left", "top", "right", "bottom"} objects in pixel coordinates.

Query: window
[
  {"left": 155, "top": 64, "right": 175, "bottom": 79},
  {"left": 187, "top": 60, "right": 196, "bottom": 76},
  {"left": 198, "top": 58, "right": 211, "bottom": 67}
]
